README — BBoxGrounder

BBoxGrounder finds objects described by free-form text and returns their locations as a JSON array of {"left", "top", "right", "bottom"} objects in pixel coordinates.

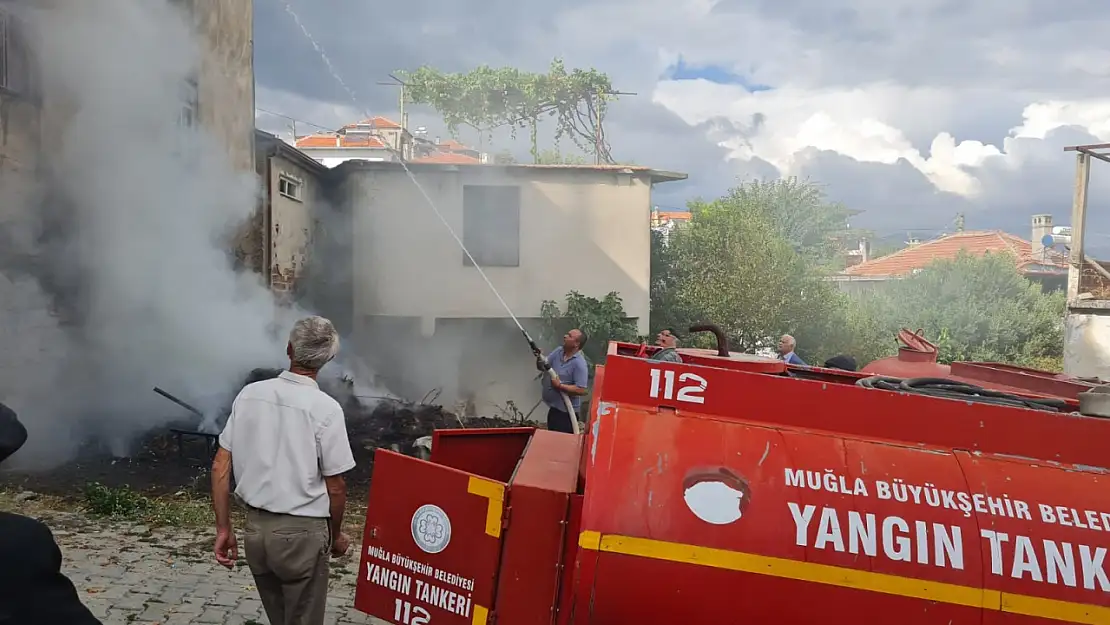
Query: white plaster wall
[
  {"left": 351, "top": 167, "right": 652, "bottom": 334},
  {"left": 1063, "top": 311, "right": 1110, "bottom": 379}
]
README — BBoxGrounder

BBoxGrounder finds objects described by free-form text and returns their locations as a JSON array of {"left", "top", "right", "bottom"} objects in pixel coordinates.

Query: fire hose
[
  {"left": 856, "top": 376, "right": 1072, "bottom": 412},
  {"left": 526, "top": 334, "right": 581, "bottom": 435}
]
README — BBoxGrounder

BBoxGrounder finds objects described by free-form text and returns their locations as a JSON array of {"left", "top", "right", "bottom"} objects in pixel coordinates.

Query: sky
[{"left": 253, "top": 0, "right": 1110, "bottom": 251}]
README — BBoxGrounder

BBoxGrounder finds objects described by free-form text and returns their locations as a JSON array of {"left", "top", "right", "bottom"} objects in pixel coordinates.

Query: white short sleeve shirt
[{"left": 218, "top": 371, "right": 357, "bottom": 518}]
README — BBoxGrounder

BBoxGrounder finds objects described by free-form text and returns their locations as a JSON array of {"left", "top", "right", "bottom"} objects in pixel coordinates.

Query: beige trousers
[{"left": 243, "top": 507, "right": 331, "bottom": 625}]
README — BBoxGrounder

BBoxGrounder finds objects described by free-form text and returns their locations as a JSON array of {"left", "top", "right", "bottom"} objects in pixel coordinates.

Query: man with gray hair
[
  {"left": 212, "top": 315, "right": 356, "bottom": 625},
  {"left": 777, "top": 334, "right": 806, "bottom": 366}
]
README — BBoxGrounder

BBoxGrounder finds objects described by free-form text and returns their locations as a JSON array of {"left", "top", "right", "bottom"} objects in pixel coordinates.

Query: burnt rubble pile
[
  {"left": 243, "top": 368, "right": 519, "bottom": 452},
  {"left": 349, "top": 400, "right": 517, "bottom": 452}
]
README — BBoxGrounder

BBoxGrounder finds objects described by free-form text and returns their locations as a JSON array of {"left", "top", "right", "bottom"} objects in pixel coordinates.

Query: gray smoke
[{"left": 0, "top": 0, "right": 367, "bottom": 469}]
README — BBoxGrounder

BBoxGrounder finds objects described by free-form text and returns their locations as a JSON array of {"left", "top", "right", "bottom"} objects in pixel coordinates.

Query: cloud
[{"left": 254, "top": 0, "right": 1110, "bottom": 239}]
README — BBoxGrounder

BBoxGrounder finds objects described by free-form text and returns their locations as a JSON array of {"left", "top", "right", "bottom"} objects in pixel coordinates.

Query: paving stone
[{"left": 0, "top": 508, "right": 403, "bottom": 625}]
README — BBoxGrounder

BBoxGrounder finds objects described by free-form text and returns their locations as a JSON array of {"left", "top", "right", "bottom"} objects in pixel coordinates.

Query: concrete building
[
  {"left": 832, "top": 216, "right": 1069, "bottom": 293},
  {"left": 333, "top": 160, "right": 686, "bottom": 416},
  {"left": 294, "top": 117, "right": 410, "bottom": 166},
  {"left": 255, "top": 130, "right": 328, "bottom": 302},
  {"left": 294, "top": 117, "right": 493, "bottom": 167}
]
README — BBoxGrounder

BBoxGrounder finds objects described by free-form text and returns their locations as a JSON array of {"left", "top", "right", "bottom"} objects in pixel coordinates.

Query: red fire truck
[{"left": 352, "top": 328, "right": 1110, "bottom": 625}]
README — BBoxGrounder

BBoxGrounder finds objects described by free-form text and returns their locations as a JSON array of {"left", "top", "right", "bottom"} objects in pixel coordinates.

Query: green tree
[
  {"left": 856, "top": 251, "right": 1066, "bottom": 370},
  {"left": 715, "top": 178, "right": 855, "bottom": 267},
  {"left": 658, "top": 194, "right": 846, "bottom": 357},
  {"left": 399, "top": 60, "right": 618, "bottom": 163},
  {"left": 539, "top": 291, "right": 639, "bottom": 367},
  {"left": 534, "top": 148, "right": 589, "bottom": 165}
]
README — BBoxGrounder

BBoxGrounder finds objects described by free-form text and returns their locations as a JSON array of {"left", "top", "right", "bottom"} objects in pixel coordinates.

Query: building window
[
  {"left": 462, "top": 185, "right": 520, "bottom": 267},
  {"left": 279, "top": 175, "right": 303, "bottom": 202},
  {"left": 179, "top": 77, "right": 199, "bottom": 128}
]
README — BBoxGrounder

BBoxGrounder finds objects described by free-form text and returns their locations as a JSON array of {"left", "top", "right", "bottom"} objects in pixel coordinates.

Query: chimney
[
  {"left": 859, "top": 238, "right": 871, "bottom": 263},
  {"left": 1031, "top": 214, "right": 1053, "bottom": 259}
]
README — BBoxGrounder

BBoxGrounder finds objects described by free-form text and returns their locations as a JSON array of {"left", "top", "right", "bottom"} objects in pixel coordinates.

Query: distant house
[
  {"left": 294, "top": 117, "right": 490, "bottom": 167},
  {"left": 832, "top": 215, "right": 1069, "bottom": 292},
  {"left": 650, "top": 208, "right": 691, "bottom": 240}
]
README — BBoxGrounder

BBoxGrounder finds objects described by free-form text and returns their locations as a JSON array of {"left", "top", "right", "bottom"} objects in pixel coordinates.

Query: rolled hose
[{"left": 856, "top": 376, "right": 1072, "bottom": 413}]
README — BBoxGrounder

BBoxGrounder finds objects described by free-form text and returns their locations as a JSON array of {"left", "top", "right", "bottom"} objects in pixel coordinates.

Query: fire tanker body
[{"left": 353, "top": 329, "right": 1110, "bottom": 625}]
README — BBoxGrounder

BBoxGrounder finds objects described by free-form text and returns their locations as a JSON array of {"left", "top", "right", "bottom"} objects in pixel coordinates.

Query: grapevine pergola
[{"left": 397, "top": 59, "right": 623, "bottom": 164}]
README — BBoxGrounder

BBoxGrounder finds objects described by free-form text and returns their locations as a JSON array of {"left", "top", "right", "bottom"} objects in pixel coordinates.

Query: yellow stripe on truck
[
  {"left": 466, "top": 476, "right": 505, "bottom": 539},
  {"left": 577, "top": 531, "right": 1110, "bottom": 625}
]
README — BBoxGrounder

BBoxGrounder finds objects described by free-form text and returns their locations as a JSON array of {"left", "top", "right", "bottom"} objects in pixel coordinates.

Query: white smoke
[{"left": 0, "top": 0, "right": 316, "bottom": 468}]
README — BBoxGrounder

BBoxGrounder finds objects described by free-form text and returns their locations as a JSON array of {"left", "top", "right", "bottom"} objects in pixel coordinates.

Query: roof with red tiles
[
  {"left": 411, "top": 151, "right": 482, "bottom": 164},
  {"left": 345, "top": 116, "right": 400, "bottom": 130},
  {"left": 294, "top": 133, "right": 388, "bottom": 149},
  {"left": 651, "top": 210, "right": 692, "bottom": 227},
  {"left": 842, "top": 231, "right": 1068, "bottom": 278}
]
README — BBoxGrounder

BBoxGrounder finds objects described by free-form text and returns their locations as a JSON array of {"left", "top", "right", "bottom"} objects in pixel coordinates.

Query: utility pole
[{"left": 377, "top": 73, "right": 409, "bottom": 156}]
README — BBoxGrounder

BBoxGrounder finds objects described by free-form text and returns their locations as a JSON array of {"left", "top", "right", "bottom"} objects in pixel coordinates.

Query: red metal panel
[
  {"left": 431, "top": 427, "right": 533, "bottom": 483},
  {"left": 494, "top": 429, "right": 580, "bottom": 625},
  {"left": 494, "top": 485, "right": 569, "bottom": 625},
  {"left": 595, "top": 353, "right": 1110, "bottom": 468},
  {"left": 556, "top": 494, "right": 583, "bottom": 625},
  {"left": 355, "top": 449, "right": 506, "bottom": 625},
  {"left": 577, "top": 402, "right": 1110, "bottom": 624},
  {"left": 950, "top": 361, "right": 1097, "bottom": 400},
  {"left": 955, "top": 451, "right": 1110, "bottom": 624}
]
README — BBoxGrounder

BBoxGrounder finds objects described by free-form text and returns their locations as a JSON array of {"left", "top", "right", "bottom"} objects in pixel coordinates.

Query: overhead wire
[{"left": 269, "top": 0, "right": 582, "bottom": 431}]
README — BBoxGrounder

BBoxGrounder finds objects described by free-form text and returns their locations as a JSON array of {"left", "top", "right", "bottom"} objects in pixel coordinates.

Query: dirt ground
[{"left": 0, "top": 396, "right": 521, "bottom": 505}]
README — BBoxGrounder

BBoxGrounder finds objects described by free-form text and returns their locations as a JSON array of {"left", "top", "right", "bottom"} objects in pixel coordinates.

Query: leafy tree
[
  {"left": 658, "top": 194, "right": 846, "bottom": 356},
  {"left": 534, "top": 148, "right": 589, "bottom": 165},
  {"left": 855, "top": 251, "right": 1066, "bottom": 370},
  {"left": 715, "top": 178, "right": 855, "bottom": 267},
  {"left": 399, "top": 60, "right": 618, "bottom": 163},
  {"left": 539, "top": 291, "right": 639, "bottom": 367}
]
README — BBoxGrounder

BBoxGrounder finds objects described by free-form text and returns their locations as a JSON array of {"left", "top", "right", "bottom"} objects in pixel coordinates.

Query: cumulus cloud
[{"left": 255, "top": 0, "right": 1110, "bottom": 240}]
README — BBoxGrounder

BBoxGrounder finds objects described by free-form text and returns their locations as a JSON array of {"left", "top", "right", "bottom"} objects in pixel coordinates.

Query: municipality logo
[{"left": 411, "top": 504, "right": 452, "bottom": 554}]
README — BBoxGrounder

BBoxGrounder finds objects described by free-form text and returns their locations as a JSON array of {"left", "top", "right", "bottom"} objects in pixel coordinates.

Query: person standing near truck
[
  {"left": 650, "top": 328, "right": 683, "bottom": 363},
  {"left": 778, "top": 334, "right": 807, "bottom": 365},
  {"left": 538, "top": 329, "right": 590, "bottom": 434},
  {"left": 212, "top": 315, "right": 356, "bottom": 625}
]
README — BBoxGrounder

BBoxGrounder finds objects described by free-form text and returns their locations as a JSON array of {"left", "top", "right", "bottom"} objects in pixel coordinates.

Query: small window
[
  {"left": 179, "top": 77, "right": 199, "bottom": 128},
  {"left": 279, "top": 175, "right": 303, "bottom": 202},
  {"left": 462, "top": 185, "right": 520, "bottom": 267}
]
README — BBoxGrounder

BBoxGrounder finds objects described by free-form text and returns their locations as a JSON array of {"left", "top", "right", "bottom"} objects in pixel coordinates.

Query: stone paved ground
[{"left": 27, "top": 507, "right": 387, "bottom": 625}]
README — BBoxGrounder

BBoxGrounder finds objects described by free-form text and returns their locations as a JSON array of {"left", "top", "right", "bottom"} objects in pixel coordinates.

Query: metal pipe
[
  {"left": 152, "top": 387, "right": 204, "bottom": 418},
  {"left": 689, "top": 323, "right": 729, "bottom": 357}
]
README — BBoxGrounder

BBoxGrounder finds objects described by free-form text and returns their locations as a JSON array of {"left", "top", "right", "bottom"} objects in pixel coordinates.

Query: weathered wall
[
  {"left": 1063, "top": 310, "right": 1110, "bottom": 380},
  {"left": 193, "top": 0, "right": 253, "bottom": 174},
  {"left": 267, "top": 153, "right": 318, "bottom": 297},
  {"left": 350, "top": 166, "right": 653, "bottom": 333},
  {"left": 191, "top": 0, "right": 258, "bottom": 271}
]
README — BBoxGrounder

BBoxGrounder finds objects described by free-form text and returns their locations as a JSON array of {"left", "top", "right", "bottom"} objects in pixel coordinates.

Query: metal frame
[{"left": 1064, "top": 143, "right": 1110, "bottom": 308}]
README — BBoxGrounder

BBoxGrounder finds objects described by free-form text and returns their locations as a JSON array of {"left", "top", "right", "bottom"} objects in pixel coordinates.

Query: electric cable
[
  {"left": 856, "top": 376, "right": 1071, "bottom": 412},
  {"left": 272, "top": 0, "right": 581, "bottom": 431}
]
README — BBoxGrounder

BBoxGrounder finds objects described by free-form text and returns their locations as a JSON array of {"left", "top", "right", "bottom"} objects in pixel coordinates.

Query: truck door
[{"left": 354, "top": 449, "right": 507, "bottom": 625}]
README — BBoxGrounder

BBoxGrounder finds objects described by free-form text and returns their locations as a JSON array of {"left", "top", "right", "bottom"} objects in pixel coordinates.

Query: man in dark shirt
[{"left": 0, "top": 402, "right": 102, "bottom": 625}]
